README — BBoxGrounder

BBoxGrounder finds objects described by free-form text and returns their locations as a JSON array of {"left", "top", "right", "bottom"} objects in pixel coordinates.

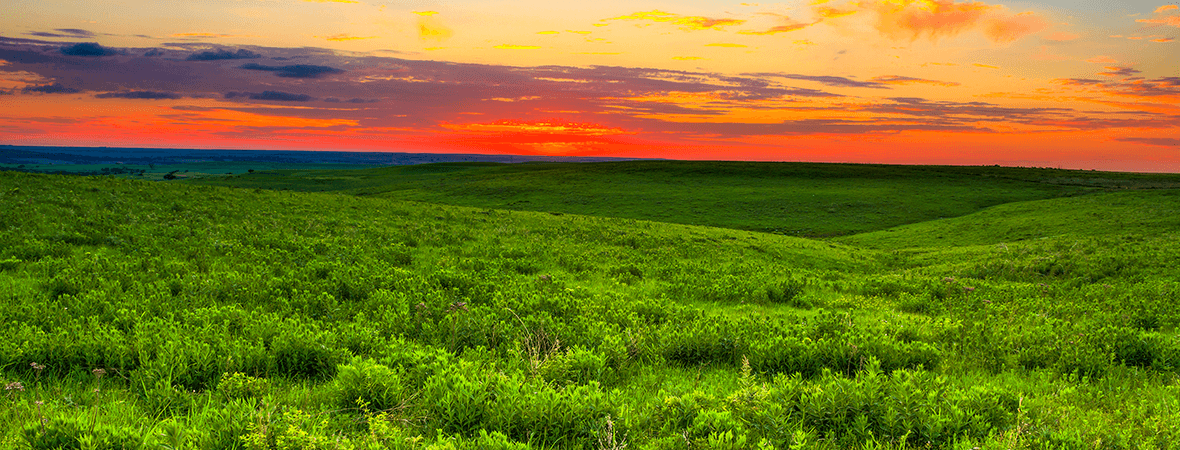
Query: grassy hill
[
  {"left": 2, "top": 167, "right": 1180, "bottom": 449},
  {"left": 182, "top": 160, "right": 1180, "bottom": 237}
]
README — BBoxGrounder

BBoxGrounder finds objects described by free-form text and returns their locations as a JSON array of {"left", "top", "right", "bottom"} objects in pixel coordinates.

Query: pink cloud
[{"left": 857, "top": 0, "right": 1047, "bottom": 43}]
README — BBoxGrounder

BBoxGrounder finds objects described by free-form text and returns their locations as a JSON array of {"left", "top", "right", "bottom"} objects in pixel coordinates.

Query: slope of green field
[
  {"left": 184, "top": 161, "right": 1170, "bottom": 237},
  {"left": 837, "top": 189, "right": 1180, "bottom": 249},
  {"left": 2, "top": 170, "right": 1180, "bottom": 449}
]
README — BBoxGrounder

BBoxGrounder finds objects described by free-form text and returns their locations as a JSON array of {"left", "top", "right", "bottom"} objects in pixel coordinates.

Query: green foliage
[
  {"left": 2, "top": 167, "right": 1180, "bottom": 449},
  {"left": 218, "top": 372, "right": 271, "bottom": 399},
  {"left": 335, "top": 358, "right": 406, "bottom": 412},
  {"left": 24, "top": 416, "right": 145, "bottom": 450},
  {"left": 185, "top": 160, "right": 1135, "bottom": 238}
]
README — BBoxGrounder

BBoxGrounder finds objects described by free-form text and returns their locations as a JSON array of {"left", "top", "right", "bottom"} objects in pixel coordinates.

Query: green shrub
[
  {"left": 271, "top": 323, "right": 347, "bottom": 379},
  {"left": 539, "top": 345, "right": 609, "bottom": 385},
  {"left": 217, "top": 372, "right": 271, "bottom": 399},
  {"left": 336, "top": 357, "right": 407, "bottom": 411},
  {"left": 24, "top": 416, "right": 145, "bottom": 450},
  {"left": 765, "top": 278, "right": 808, "bottom": 308}
]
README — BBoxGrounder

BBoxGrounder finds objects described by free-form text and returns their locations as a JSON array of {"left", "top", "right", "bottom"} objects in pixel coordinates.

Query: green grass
[
  {"left": 1, "top": 162, "right": 376, "bottom": 181},
  {"left": 2, "top": 165, "right": 1180, "bottom": 449},
  {"left": 181, "top": 160, "right": 1180, "bottom": 237},
  {"left": 837, "top": 189, "right": 1180, "bottom": 249}
]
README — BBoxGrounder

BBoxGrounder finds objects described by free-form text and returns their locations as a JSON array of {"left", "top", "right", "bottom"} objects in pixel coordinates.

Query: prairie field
[{"left": 2, "top": 162, "right": 1179, "bottom": 449}]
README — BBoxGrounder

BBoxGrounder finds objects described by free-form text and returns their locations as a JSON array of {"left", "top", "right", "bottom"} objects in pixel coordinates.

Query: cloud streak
[
  {"left": 186, "top": 48, "right": 262, "bottom": 61},
  {"left": 226, "top": 91, "right": 314, "bottom": 101},
  {"left": 95, "top": 91, "right": 183, "bottom": 99},
  {"left": 239, "top": 63, "right": 344, "bottom": 78},
  {"left": 871, "top": 75, "right": 961, "bottom": 87},
  {"left": 1137, "top": 6, "right": 1180, "bottom": 27},
  {"left": 29, "top": 29, "right": 96, "bottom": 38},
  {"left": 604, "top": 10, "right": 746, "bottom": 31},
  {"left": 1115, "top": 137, "right": 1180, "bottom": 147},
  {"left": 23, "top": 83, "right": 82, "bottom": 94}
]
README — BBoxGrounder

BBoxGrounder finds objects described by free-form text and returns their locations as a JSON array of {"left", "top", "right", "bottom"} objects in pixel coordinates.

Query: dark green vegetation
[
  {"left": 1, "top": 162, "right": 376, "bottom": 181},
  {"left": 186, "top": 161, "right": 1180, "bottom": 237},
  {"left": 2, "top": 163, "right": 1179, "bottom": 449}
]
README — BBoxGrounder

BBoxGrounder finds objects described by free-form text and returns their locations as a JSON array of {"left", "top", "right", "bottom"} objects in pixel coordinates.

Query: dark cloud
[
  {"left": 0, "top": 36, "right": 60, "bottom": 46},
  {"left": 57, "top": 29, "right": 96, "bottom": 37},
  {"left": 868, "top": 97, "right": 1070, "bottom": 120},
  {"left": 95, "top": 91, "right": 183, "bottom": 100},
  {"left": 749, "top": 73, "right": 889, "bottom": 89},
  {"left": 239, "top": 63, "right": 345, "bottom": 78},
  {"left": 29, "top": 28, "right": 97, "bottom": 38},
  {"left": 144, "top": 48, "right": 165, "bottom": 57},
  {"left": 1056, "top": 76, "right": 1180, "bottom": 98},
  {"left": 185, "top": 49, "right": 262, "bottom": 61},
  {"left": 23, "top": 83, "right": 82, "bottom": 94},
  {"left": 1115, "top": 137, "right": 1180, "bottom": 147},
  {"left": 226, "top": 91, "right": 313, "bottom": 101},
  {"left": 60, "top": 42, "right": 120, "bottom": 56},
  {"left": 1098, "top": 66, "right": 1142, "bottom": 77}
]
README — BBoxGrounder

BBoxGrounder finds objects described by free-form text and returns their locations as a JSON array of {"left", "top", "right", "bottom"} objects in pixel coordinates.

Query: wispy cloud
[
  {"left": 1115, "top": 137, "right": 1180, "bottom": 147},
  {"left": 417, "top": 12, "right": 452, "bottom": 41},
  {"left": 871, "top": 75, "right": 961, "bottom": 87},
  {"left": 171, "top": 33, "right": 257, "bottom": 39},
  {"left": 1098, "top": 66, "right": 1142, "bottom": 77},
  {"left": 604, "top": 10, "right": 745, "bottom": 31},
  {"left": 240, "top": 63, "right": 345, "bottom": 78},
  {"left": 1137, "top": 5, "right": 1180, "bottom": 27},
  {"left": 225, "top": 91, "right": 314, "bottom": 102},
  {"left": 186, "top": 48, "right": 262, "bottom": 61},
  {"left": 95, "top": 91, "right": 182, "bottom": 99},
  {"left": 318, "top": 34, "right": 377, "bottom": 41},
  {"left": 751, "top": 73, "right": 889, "bottom": 89},
  {"left": 739, "top": 12, "right": 817, "bottom": 34},
  {"left": 1055, "top": 68, "right": 1180, "bottom": 99},
  {"left": 739, "top": 22, "right": 815, "bottom": 35},
  {"left": 28, "top": 29, "right": 96, "bottom": 38},
  {"left": 23, "top": 83, "right": 82, "bottom": 94}
]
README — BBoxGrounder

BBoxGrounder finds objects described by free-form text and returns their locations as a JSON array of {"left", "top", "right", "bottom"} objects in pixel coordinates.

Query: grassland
[
  {"left": 1, "top": 162, "right": 377, "bottom": 181},
  {"left": 189, "top": 161, "right": 1153, "bottom": 237},
  {"left": 2, "top": 162, "right": 1179, "bottom": 449}
]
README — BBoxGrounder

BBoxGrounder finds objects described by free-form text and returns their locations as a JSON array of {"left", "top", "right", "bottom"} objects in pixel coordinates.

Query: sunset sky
[{"left": 2, "top": 0, "right": 1178, "bottom": 171}]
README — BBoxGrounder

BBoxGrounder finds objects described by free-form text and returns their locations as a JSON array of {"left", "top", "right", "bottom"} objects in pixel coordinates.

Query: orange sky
[{"left": 1, "top": 0, "right": 1178, "bottom": 171}]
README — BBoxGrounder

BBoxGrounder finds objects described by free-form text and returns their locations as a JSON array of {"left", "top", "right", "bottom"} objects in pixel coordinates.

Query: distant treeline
[{"left": 0, "top": 145, "right": 649, "bottom": 166}]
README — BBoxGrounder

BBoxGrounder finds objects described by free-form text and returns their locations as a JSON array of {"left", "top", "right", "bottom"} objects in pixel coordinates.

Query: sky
[{"left": 1, "top": 0, "right": 1178, "bottom": 172}]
